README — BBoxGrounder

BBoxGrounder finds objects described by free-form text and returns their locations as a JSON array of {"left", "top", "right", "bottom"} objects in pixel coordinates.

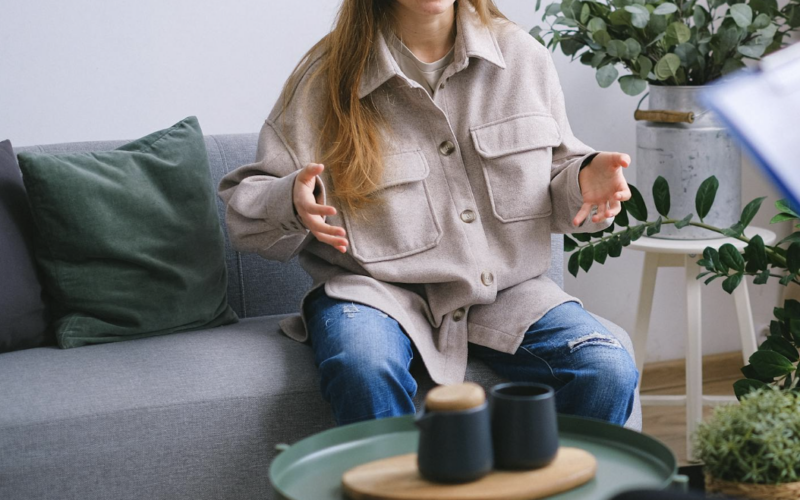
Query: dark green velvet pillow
[{"left": 17, "top": 116, "right": 238, "bottom": 348}]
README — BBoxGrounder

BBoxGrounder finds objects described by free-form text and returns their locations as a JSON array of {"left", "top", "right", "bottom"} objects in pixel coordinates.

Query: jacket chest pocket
[
  {"left": 342, "top": 149, "right": 443, "bottom": 263},
  {"left": 470, "top": 112, "right": 562, "bottom": 223}
]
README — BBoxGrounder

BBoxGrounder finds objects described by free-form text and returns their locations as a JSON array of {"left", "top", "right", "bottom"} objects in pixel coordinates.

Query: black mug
[
  {"left": 415, "top": 400, "right": 494, "bottom": 483},
  {"left": 489, "top": 382, "right": 559, "bottom": 470}
]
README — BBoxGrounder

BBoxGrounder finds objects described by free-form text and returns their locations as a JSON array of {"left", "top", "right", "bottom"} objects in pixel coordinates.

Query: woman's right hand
[{"left": 293, "top": 163, "right": 348, "bottom": 253}]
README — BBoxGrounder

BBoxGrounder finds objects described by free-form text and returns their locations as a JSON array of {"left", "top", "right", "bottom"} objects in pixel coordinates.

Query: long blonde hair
[{"left": 279, "top": 0, "right": 507, "bottom": 216}]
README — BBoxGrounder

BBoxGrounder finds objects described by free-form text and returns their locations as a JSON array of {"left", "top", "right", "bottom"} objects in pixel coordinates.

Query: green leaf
[
  {"left": 665, "top": 22, "right": 692, "bottom": 47},
  {"left": 693, "top": 5, "right": 708, "bottom": 28},
  {"left": 568, "top": 249, "right": 581, "bottom": 277},
  {"left": 653, "top": 176, "right": 670, "bottom": 217},
  {"left": 776, "top": 199, "right": 800, "bottom": 219},
  {"left": 607, "top": 235, "right": 623, "bottom": 257},
  {"left": 624, "top": 4, "right": 650, "bottom": 28},
  {"left": 592, "top": 29, "right": 612, "bottom": 46},
  {"left": 625, "top": 184, "right": 648, "bottom": 221},
  {"left": 721, "top": 58, "right": 746, "bottom": 75},
  {"left": 741, "top": 363, "right": 774, "bottom": 383},
  {"left": 761, "top": 335, "right": 800, "bottom": 363},
  {"left": 675, "top": 213, "right": 693, "bottom": 229},
  {"left": 751, "top": 12, "right": 771, "bottom": 29},
  {"left": 615, "top": 200, "right": 630, "bottom": 227},
  {"left": 721, "top": 222, "right": 745, "bottom": 238},
  {"left": 594, "top": 240, "right": 609, "bottom": 264},
  {"left": 587, "top": 17, "right": 607, "bottom": 32},
  {"left": 705, "top": 274, "right": 722, "bottom": 285},
  {"left": 655, "top": 53, "right": 681, "bottom": 80},
  {"left": 784, "top": 299, "right": 800, "bottom": 319},
  {"left": 739, "top": 196, "right": 765, "bottom": 228},
  {"left": 580, "top": 2, "right": 591, "bottom": 23},
  {"left": 739, "top": 42, "right": 769, "bottom": 59},
  {"left": 564, "top": 235, "right": 579, "bottom": 252},
  {"left": 753, "top": 269, "right": 770, "bottom": 284},
  {"left": 630, "top": 224, "right": 647, "bottom": 241},
  {"left": 544, "top": 2, "right": 563, "bottom": 17},
  {"left": 625, "top": 38, "right": 641, "bottom": 59},
  {"left": 674, "top": 43, "right": 699, "bottom": 68},
  {"left": 733, "top": 379, "right": 768, "bottom": 401},
  {"left": 647, "top": 216, "right": 663, "bottom": 236},
  {"left": 708, "top": 247, "right": 728, "bottom": 274},
  {"left": 788, "top": 242, "right": 800, "bottom": 274},
  {"left": 572, "top": 232, "right": 592, "bottom": 242},
  {"left": 604, "top": 222, "right": 616, "bottom": 234},
  {"left": 653, "top": 2, "right": 678, "bottom": 15},
  {"left": 619, "top": 75, "right": 647, "bottom": 96},
  {"left": 745, "top": 234, "right": 768, "bottom": 272},
  {"left": 606, "top": 39, "right": 629, "bottom": 59},
  {"left": 730, "top": 4, "right": 753, "bottom": 28},
  {"left": 619, "top": 229, "right": 632, "bottom": 246},
  {"left": 637, "top": 55, "right": 653, "bottom": 79},
  {"left": 722, "top": 273, "right": 743, "bottom": 294},
  {"left": 695, "top": 176, "right": 719, "bottom": 222},
  {"left": 596, "top": 64, "right": 619, "bottom": 88},
  {"left": 749, "top": 350, "right": 796, "bottom": 378},
  {"left": 777, "top": 232, "right": 800, "bottom": 247},
  {"left": 770, "top": 213, "right": 798, "bottom": 224},
  {"left": 579, "top": 245, "right": 595, "bottom": 272},
  {"left": 719, "top": 243, "right": 745, "bottom": 272}
]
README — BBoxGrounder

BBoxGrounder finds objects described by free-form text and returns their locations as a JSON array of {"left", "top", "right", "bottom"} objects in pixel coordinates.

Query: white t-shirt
[{"left": 386, "top": 28, "right": 455, "bottom": 96}]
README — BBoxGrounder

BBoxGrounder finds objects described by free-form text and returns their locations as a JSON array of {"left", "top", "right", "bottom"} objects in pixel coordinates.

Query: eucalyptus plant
[
  {"left": 565, "top": 174, "right": 800, "bottom": 398},
  {"left": 530, "top": 0, "right": 800, "bottom": 95}
]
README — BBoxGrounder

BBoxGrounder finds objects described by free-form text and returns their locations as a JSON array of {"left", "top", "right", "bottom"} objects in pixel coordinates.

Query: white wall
[{"left": 1, "top": 0, "right": 796, "bottom": 361}]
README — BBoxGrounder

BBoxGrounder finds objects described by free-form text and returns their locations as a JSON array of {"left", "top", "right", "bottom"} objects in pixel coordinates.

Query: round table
[{"left": 627, "top": 225, "right": 777, "bottom": 462}]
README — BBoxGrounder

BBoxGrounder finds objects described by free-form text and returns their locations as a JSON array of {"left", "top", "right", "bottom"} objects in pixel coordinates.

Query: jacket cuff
[{"left": 271, "top": 170, "right": 327, "bottom": 235}]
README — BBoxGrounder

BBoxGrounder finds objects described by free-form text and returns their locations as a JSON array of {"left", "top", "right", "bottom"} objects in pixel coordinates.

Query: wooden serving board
[{"left": 342, "top": 446, "right": 596, "bottom": 500}]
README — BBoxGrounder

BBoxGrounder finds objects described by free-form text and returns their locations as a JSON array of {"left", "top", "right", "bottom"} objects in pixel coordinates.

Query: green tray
[{"left": 270, "top": 414, "right": 685, "bottom": 500}]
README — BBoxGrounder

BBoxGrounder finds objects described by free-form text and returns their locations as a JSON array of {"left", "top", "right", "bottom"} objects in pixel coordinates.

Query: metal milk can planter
[{"left": 635, "top": 84, "right": 741, "bottom": 240}]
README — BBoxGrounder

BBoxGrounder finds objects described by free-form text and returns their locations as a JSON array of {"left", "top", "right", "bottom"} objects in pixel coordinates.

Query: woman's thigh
[
  {"left": 469, "top": 300, "right": 639, "bottom": 423},
  {"left": 302, "top": 286, "right": 418, "bottom": 424}
]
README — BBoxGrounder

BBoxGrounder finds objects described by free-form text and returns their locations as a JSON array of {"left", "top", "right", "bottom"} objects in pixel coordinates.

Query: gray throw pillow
[{"left": 0, "top": 139, "right": 54, "bottom": 353}]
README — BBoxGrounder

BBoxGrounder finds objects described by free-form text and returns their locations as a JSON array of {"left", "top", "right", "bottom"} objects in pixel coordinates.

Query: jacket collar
[{"left": 357, "top": 0, "right": 507, "bottom": 99}]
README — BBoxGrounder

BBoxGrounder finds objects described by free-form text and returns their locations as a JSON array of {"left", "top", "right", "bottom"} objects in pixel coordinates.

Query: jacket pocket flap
[
  {"left": 370, "top": 149, "right": 430, "bottom": 192},
  {"left": 470, "top": 113, "right": 561, "bottom": 159}
]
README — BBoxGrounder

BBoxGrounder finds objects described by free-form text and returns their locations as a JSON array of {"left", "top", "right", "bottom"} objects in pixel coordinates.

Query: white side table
[{"left": 628, "top": 225, "right": 777, "bottom": 462}]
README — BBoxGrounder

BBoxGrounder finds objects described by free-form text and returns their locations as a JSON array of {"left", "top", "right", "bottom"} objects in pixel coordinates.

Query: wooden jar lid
[{"left": 425, "top": 382, "right": 486, "bottom": 412}]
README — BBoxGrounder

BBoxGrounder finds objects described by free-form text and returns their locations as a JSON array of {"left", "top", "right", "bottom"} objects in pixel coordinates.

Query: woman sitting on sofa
[{"left": 218, "top": 0, "right": 639, "bottom": 427}]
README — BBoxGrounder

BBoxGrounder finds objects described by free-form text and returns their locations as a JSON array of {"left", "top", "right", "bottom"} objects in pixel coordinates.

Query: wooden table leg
[
  {"left": 633, "top": 252, "right": 660, "bottom": 379},
  {"left": 685, "top": 255, "right": 703, "bottom": 463},
  {"left": 733, "top": 280, "right": 758, "bottom": 364}
]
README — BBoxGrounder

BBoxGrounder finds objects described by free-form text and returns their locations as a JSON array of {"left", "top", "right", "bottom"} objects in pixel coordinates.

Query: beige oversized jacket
[{"left": 218, "top": 1, "right": 613, "bottom": 385}]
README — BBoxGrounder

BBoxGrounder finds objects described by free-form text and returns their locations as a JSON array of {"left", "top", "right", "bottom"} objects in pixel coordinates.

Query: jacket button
[
  {"left": 453, "top": 307, "right": 465, "bottom": 321},
  {"left": 481, "top": 271, "right": 494, "bottom": 286},
  {"left": 460, "top": 210, "right": 476, "bottom": 223},
  {"left": 439, "top": 140, "right": 456, "bottom": 156}
]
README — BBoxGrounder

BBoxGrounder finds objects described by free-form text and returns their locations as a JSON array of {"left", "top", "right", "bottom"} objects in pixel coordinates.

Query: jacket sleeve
[
  {"left": 217, "top": 119, "right": 326, "bottom": 263},
  {"left": 547, "top": 66, "right": 614, "bottom": 235}
]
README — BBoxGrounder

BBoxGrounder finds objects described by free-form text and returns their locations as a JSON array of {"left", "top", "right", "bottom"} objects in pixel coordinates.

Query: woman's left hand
[{"left": 573, "top": 152, "right": 632, "bottom": 227}]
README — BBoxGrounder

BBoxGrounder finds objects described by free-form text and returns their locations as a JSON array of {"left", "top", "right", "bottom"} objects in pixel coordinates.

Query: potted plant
[
  {"left": 531, "top": 0, "right": 800, "bottom": 239},
  {"left": 692, "top": 386, "right": 800, "bottom": 498},
  {"left": 564, "top": 174, "right": 800, "bottom": 398}
]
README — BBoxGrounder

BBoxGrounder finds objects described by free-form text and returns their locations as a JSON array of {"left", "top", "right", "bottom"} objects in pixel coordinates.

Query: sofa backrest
[{"left": 16, "top": 133, "right": 565, "bottom": 319}]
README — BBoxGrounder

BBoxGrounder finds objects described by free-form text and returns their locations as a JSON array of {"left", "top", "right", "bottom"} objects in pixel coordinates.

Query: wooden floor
[{"left": 640, "top": 351, "right": 743, "bottom": 467}]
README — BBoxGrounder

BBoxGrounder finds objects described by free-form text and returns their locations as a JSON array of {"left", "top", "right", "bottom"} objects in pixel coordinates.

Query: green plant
[
  {"left": 565, "top": 174, "right": 800, "bottom": 398},
  {"left": 693, "top": 386, "right": 800, "bottom": 484},
  {"left": 530, "top": 0, "right": 800, "bottom": 95}
]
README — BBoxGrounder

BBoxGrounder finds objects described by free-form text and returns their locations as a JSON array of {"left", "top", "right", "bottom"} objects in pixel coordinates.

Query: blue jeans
[{"left": 304, "top": 285, "right": 639, "bottom": 426}]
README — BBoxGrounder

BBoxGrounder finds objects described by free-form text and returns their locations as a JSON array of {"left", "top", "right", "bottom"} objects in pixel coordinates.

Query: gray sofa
[{"left": 0, "top": 133, "right": 642, "bottom": 500}]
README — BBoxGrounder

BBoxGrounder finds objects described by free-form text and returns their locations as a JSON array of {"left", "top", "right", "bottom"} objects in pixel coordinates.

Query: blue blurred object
[{"left": 700, "top": 41, "right": 800, "bottom": 216}]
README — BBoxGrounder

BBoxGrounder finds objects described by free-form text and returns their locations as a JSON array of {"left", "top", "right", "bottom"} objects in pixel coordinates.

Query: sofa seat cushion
[{"left": 0, "top": 312, "right": 640, "bottom": 500}]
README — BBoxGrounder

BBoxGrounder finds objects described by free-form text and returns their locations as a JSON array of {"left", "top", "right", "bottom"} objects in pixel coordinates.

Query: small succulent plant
[{"left": 693, "top": 386, "right": 800, "bottom": 484}]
